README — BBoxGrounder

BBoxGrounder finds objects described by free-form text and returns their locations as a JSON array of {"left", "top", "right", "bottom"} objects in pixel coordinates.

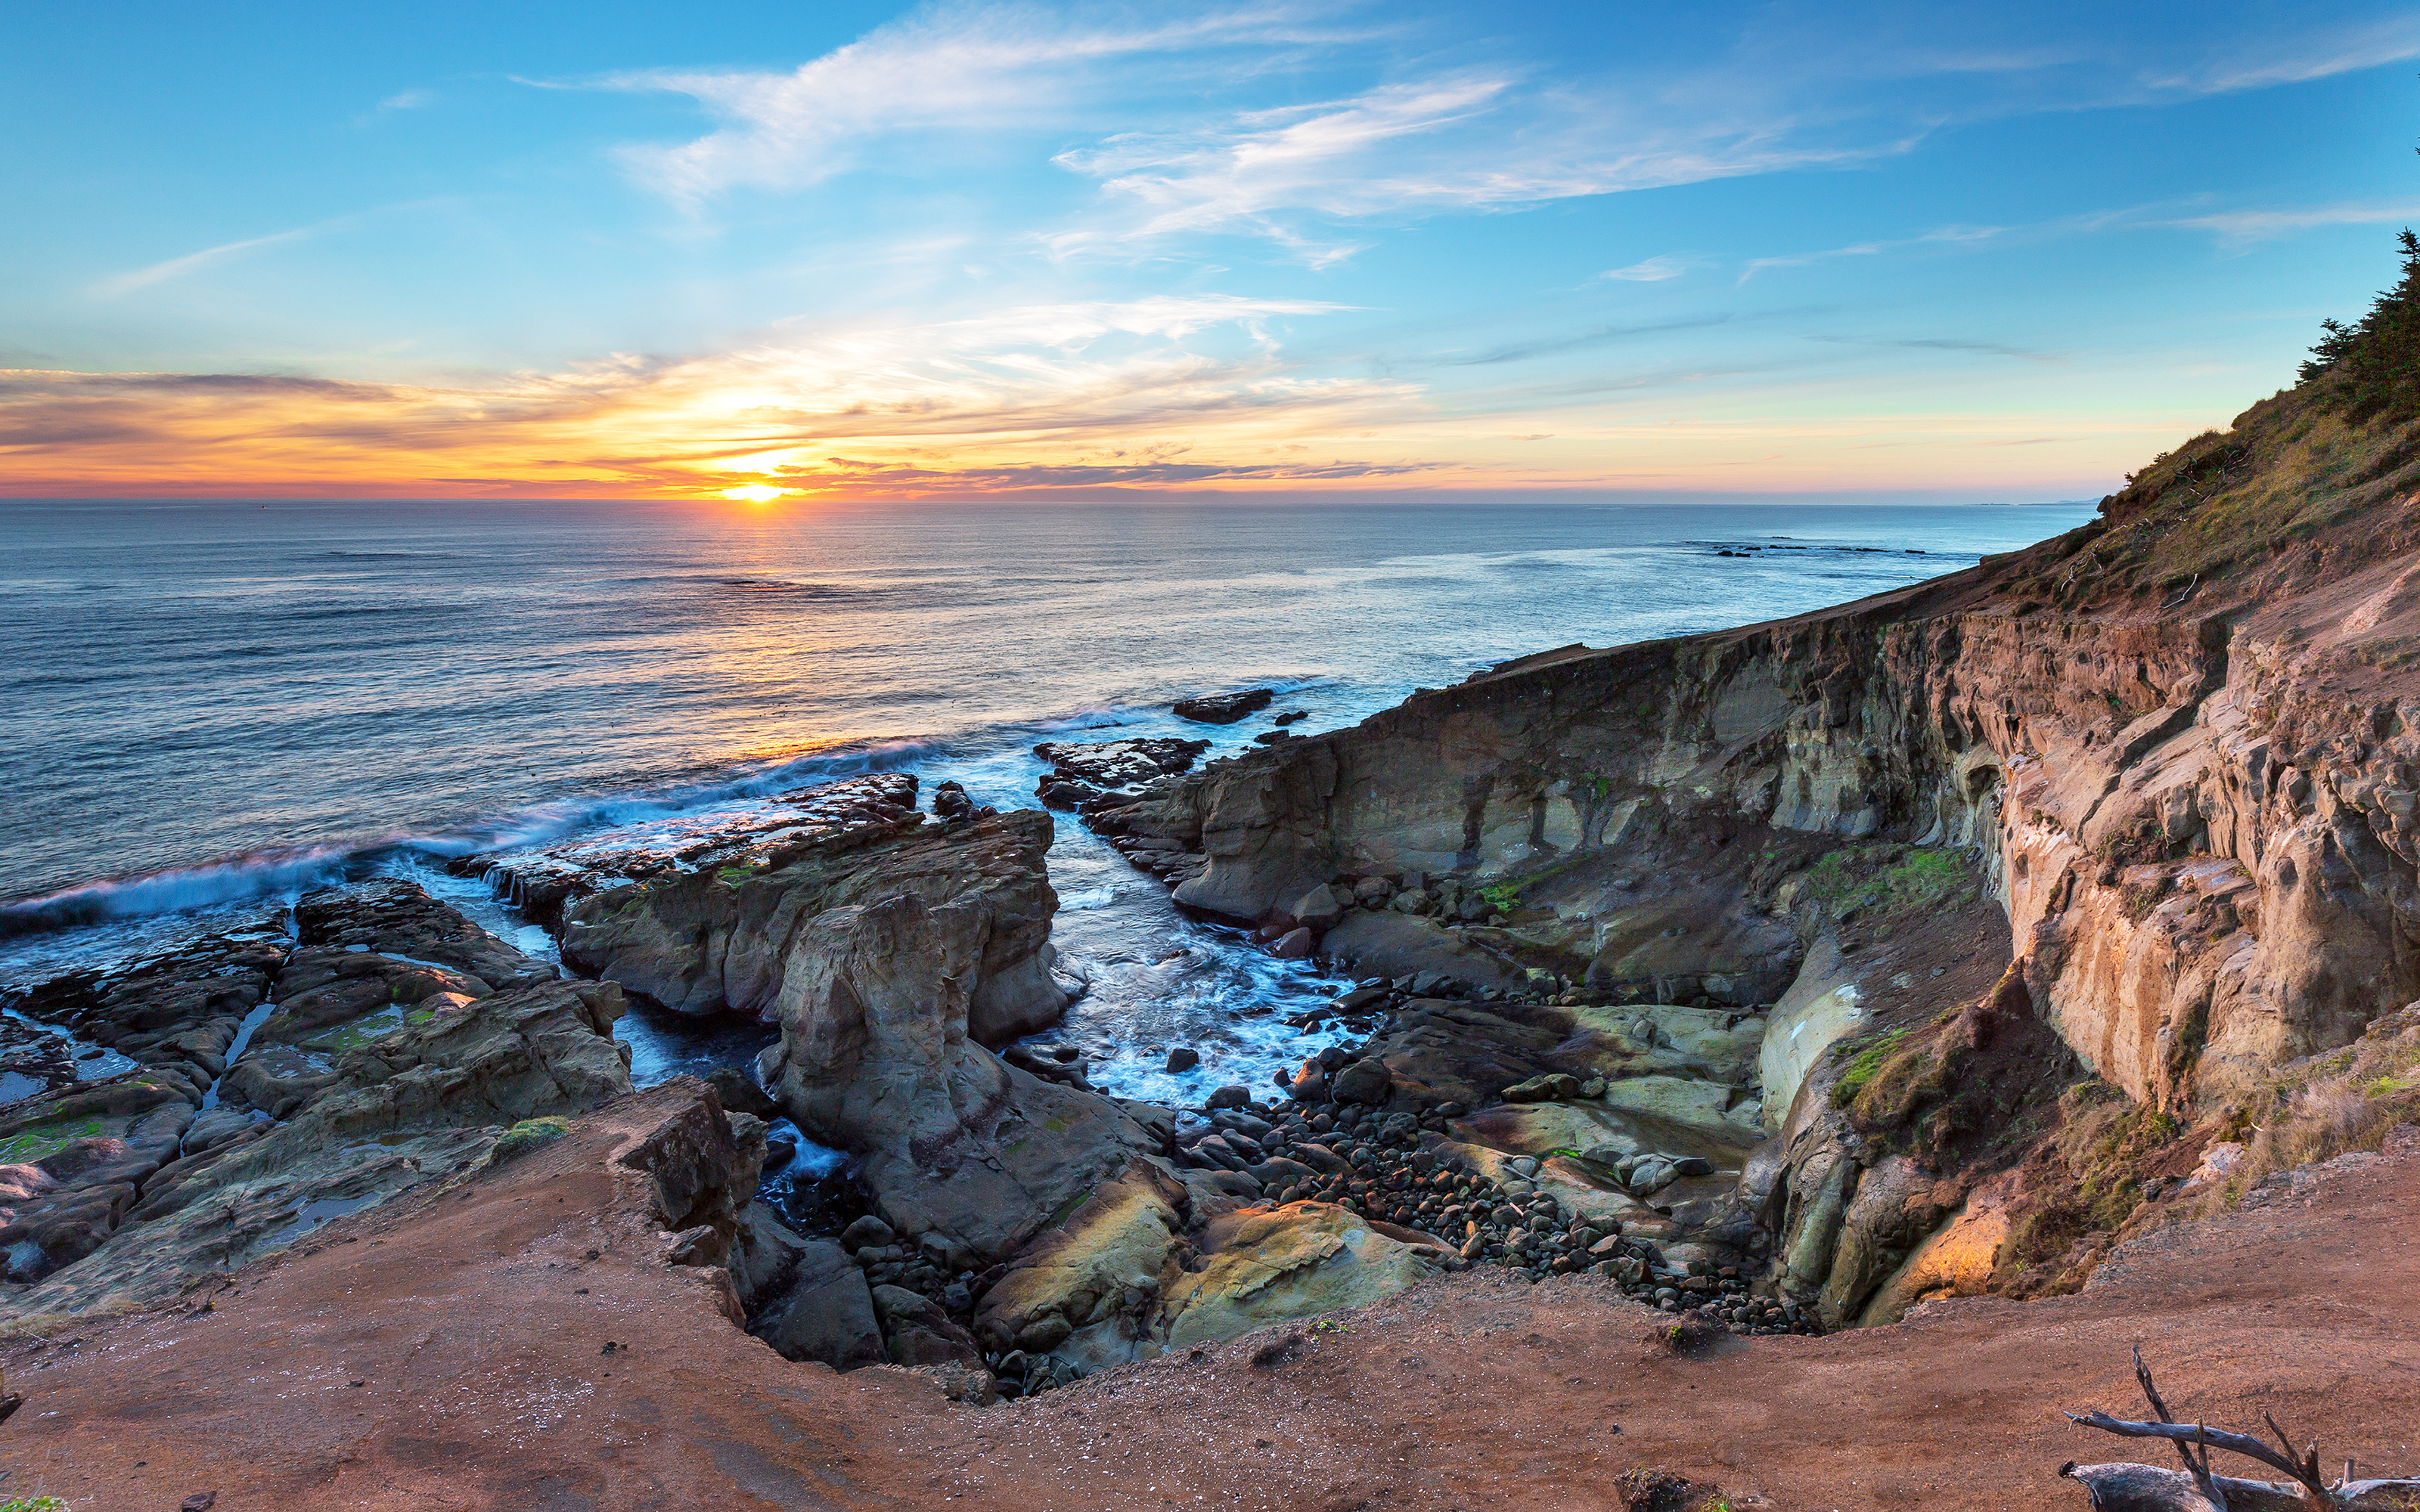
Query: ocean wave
[
  {"left": 0, "top": 733, "right": 958, "bottom": 938},
  {"left": 0, "top": 845, "right": 365, "bottom": 939},
  {"left": 0, "top": 680, "right": 1372, "bottom": 943}
]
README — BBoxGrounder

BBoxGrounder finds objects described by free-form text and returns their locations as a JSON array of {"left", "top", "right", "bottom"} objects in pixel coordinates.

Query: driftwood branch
[{"left": 2063, "top": 1351, "right": 2420, "bottom": 1510}]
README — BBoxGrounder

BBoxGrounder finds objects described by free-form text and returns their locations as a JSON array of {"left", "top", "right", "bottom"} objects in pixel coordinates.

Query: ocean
[{"left": 0, "top": 497, "right": 2093, "bottom": 1111}]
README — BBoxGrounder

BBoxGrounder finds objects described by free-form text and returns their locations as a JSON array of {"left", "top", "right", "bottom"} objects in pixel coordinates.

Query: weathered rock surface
[
  {"left": 1, "top": 890, "right": 633, "bottom": 1318},
  {"left": 7, "top": 921, "right": 290, "bottom": 1101},
  {"left": 562, "top": 807, "right": 1068, "bottom": 1043},
  {"left": 296, "top": 880, "right": 557, "bottom": 991},
  {"left": 759, "top": 889, "right": 1162, "bottom": 1263},
  {"left": 972, "top": 1158, "right": 1454, "bottom": 1371}
]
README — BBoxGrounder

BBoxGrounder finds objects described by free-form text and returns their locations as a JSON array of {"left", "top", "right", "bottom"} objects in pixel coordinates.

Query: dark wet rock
[
  {"left": 562, "top": 807, "right": 1068, "bottom": 1044},
  {"left": 871, "top": 1283, "right": 984, "bottom": 1367},
  {"left": 731, "top": 1201, "right": 807, "bottom": 1311},
  {"left": 1328, "top": 1058, "right": 1392, "bottom": 1105},
  {"left": 753, "top": 1236, "right": 886, "bottom": 1368},
  {"left": 296, "top": 881, "right": 554, "bottom": 992},
  {"left": 8, "top": 924, "right": 289, "bottom": 1095},
  {"left": 840, "top": 1214, "right": 898, "bottom": 1251},
  {"left": 1172, "top": 689, "right": 1274, "bottom": 725},
  {"left": 1165, "top": 1047, "right": 1199, "bottom": 1073},
  {"left": 1030, "top": 739, "right": 1211, "bottom": 814},
  {"left": 1270, "top": 927, "right": 1314, "bottom": 959},
  {"left": 1003, "top": 1043, "right": 1092, "bottom": 1089},
  {"left": 703, "top": 1067, "right": 779, "bottom": 1119},
  {"left": 1205, "top": 1085, "right": 1251, "bottom": 1111}
]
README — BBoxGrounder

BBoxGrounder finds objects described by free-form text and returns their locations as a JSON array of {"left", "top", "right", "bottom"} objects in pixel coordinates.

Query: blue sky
[{"left": 4, "top": 1, "right": 2418, "bottom": 499}]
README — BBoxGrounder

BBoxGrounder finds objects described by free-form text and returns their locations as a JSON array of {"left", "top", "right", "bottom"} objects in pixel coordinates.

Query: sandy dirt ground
[{"left": 5, "top": 1087, "right": 2417, "bottom": 1512}]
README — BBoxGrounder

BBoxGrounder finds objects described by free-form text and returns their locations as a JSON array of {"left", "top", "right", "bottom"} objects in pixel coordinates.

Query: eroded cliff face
[{"left": 1115, "top": 478, "right": 2420, "bottom": 1117}]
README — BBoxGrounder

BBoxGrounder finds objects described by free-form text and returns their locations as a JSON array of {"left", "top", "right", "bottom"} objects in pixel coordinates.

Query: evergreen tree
[{"left": 2302, "top": 228, "right": 2420, "bottom": 423}]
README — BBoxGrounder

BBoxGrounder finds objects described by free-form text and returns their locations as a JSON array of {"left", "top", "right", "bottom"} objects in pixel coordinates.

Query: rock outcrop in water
[
  {"left": 557, "top": 801, "right": 1070, "bottom": 1045},
  {"left": 466, "top": 772, "right": 928, "bottom": 931}
]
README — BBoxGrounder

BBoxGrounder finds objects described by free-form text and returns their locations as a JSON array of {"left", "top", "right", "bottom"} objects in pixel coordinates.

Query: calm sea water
[{"left": 0, "top": 498, "right": 2092, "bottom": 1104}]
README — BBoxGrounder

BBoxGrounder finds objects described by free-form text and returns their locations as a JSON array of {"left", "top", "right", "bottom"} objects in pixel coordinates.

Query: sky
[{"left": 3, "top": 1, "right": 2419, "bottom": 503}]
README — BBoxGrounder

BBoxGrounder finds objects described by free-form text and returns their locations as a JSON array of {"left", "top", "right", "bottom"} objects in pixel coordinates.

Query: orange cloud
[{"left": 0, "top": 293, "right": 2183, "bottom": 501}]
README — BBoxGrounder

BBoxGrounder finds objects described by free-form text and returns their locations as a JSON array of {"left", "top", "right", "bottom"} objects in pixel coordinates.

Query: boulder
[
  {"left": 840, "top": 1214, "right": 898, "bottom": 1251},
  {"left": 563, "top": 809, "right": 1069, "bottom": 1045},
  {"left": 761, "top": 891, "right": 1160, "bottom": 1263},
  {"left": 1285, "top": 1062, "right": 1327, "bottom": 1102},
  {"left": 1289, "top": 885, "right": 1346, "bottom": 931},
  {"left": 1205, "top": 1086, "right": 1251, "bottom": 1111},
  {"left": 1172, "top": 689, "right": 1274, "bottom": 724},
  {"left": 1164, "top": 1047, "right": 1199, "bottom": 1074},
  {"left": 1328, "top": 1058, "right": 1393, "bottom": 1106},
  {"left": 871, "top": 1284, "right": 984, "bottom": 1367},
  {"left": 703, "top": 1067, "right": 779, "bottom": 1119},
  {"left": 730, "top": 1202, "right": 808, "bottom": 1310},
  {"left": 755, "top": 1238, "right": 886, "bottom": 1368},
  {"left": 1503, "top": 1073, "right": 1581, "bottom": 1102},
  {"left": 1270, "top": 928, "right": 1314, "bottom": 959}
]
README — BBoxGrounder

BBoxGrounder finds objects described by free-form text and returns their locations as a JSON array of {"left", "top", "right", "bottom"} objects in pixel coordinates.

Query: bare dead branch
[
  {"left": 2133, "top": 1346, "right": 2229, "bottom": 1510},
  {"left": 2069, "top": 1413, "right": 2316, "bottom": 1486}
]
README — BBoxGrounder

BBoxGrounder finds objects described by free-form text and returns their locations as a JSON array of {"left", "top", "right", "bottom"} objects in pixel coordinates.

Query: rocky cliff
[{"left": 1098, "top": 376, "right": 2420, "bottom": 1323}]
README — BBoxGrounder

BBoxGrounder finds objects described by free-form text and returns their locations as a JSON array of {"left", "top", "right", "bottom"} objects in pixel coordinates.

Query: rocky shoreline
[
  {"left": 14, "top": 366, "right": 2420, "bottom": 1502},
  {"left": 0, "top": 717, "right": 1821, "bottom": 1425}
]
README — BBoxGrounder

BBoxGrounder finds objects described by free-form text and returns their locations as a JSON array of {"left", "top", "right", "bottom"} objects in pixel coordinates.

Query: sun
[{"left": 718, "top": 483, "right": 797, "bottom": 503}]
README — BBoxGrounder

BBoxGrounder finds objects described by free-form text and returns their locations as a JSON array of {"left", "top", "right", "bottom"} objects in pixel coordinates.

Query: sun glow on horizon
[{"left": 718, "top": 483, "right": 800, "bottom": 503}]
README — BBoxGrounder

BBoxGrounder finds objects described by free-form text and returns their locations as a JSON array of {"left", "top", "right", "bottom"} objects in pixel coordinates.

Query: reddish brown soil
[{"left": 6, "top": 1089, "right": 2418, "bottom": 1512}]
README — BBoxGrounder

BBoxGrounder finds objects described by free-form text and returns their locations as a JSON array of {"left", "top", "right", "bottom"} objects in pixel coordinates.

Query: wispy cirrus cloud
[
  {"left": 1600, "top": 256, "right": 1693, "bottom": 283},
  {"left": 1740, "top": 224, "right": 2005, "bottom": 282},
  {"left": 2156, "top": 197, "right": 2420, "bottom": 246},
  {"left": 2137, "top": 13, "right": 2420, "bottom": 95},
  {"left": 92, "top": 223, "right": 339, "bottom": 297},
  {"left": 593, "top": 2, "right": 1351, "bottom": 204}
]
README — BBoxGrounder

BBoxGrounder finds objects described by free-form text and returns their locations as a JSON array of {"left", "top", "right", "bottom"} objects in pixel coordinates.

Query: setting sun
[{"left": 719, "top": 483, "right": 797, "bottom": 503}]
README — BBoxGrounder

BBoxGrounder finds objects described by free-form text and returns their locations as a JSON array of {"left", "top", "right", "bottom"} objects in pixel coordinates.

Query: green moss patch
[
  {"left": 1801, "top": 844, "right": 1979, "bottom": 920},
  {"left": 0, "top": 1116, "right": 107, "bottom": 1165},
  {"left": 489, "top": 1116, "right": 572, "bottom": 1162}
]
